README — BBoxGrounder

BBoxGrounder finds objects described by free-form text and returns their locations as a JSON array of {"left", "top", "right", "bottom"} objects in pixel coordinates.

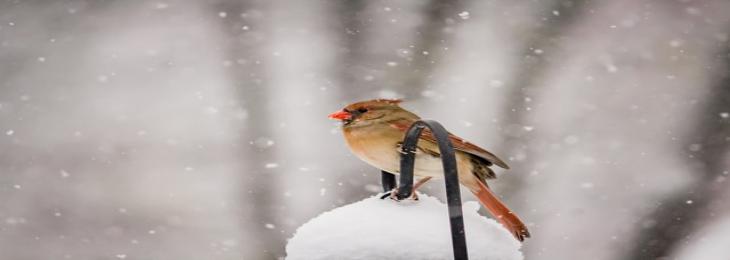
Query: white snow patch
[{"left": 286, "top": 194, "right": 523, "bottom": 260}]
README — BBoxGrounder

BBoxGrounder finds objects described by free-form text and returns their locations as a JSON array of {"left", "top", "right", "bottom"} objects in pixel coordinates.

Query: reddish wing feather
[{"left": 389, "top": 121, "right": 510, "bottom": 169}]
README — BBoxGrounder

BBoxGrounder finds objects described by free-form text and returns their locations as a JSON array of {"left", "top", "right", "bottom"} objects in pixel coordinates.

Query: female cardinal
[{"left": 329, "top": 99, "right": 530, "bottom": 241}]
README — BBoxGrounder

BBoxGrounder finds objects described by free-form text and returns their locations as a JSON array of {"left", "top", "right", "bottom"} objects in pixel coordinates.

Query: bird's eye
[{"left": 357, "top": 108, "right": 368, "bottom": 113}]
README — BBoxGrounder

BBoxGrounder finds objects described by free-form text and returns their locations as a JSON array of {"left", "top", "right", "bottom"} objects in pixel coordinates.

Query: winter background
[{"left": 1, "top": 0, "right": 729, "bottom": 259}]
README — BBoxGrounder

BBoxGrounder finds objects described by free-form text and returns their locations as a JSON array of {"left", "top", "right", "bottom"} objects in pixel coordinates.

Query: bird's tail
[{"left": 471, "top": 180, "right": 530, "bottom": 241}]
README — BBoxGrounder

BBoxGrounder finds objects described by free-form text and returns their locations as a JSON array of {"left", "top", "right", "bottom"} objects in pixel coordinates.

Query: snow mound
[{"left": 286, "top": 193, "right": 523, "bottom": 260}]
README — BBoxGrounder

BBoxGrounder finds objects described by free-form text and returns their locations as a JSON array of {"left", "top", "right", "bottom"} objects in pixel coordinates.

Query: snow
[
  {"left": 286, "top": 193, "right": 523, "bottom": 260},
  {"left": 264, "top": 163, "right": 279, "bottom": 169},
  {"left": 458, "top": 11, "right": 470, "bottom": 20}
]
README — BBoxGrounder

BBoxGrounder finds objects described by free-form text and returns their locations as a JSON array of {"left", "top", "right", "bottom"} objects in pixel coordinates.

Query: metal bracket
[{"left": 380, "top": 119, "right": 468, "bottom": 260}]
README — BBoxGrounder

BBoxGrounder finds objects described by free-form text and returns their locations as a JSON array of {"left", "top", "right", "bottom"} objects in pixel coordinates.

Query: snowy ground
[{"left": 286, "top": 193, "right": 522, "bottom": 260}]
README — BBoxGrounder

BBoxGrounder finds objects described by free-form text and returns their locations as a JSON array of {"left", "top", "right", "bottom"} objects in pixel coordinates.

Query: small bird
[{"left": 329, "top": 99, "right": 530, "bottom": 241}]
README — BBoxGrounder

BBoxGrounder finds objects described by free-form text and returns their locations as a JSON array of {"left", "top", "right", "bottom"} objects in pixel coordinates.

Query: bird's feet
[
  {"left": 380, "top": 188, "right": 419, "bottom": 201},
  {"left": 379, "top": 177, "right": 432, "bottom": 201}
]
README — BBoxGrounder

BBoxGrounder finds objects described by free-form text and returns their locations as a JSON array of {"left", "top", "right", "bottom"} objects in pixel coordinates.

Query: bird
[{"left": 328, "top": 98, "right": 530, "bottom": 241}]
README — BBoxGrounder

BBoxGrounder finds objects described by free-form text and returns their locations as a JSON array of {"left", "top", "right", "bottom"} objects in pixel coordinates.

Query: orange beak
[{"left": 328, "top": 110, "right": 352, "bottom": 120}]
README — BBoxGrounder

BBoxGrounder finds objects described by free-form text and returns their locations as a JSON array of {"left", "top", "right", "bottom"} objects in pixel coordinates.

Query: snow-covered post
[{"left": 286, "top": 120, "right": 523, "bottom": 259}]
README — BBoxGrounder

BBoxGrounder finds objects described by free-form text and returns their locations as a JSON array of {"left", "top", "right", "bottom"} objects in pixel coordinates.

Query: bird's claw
[
  {"left": 379, "top": 188, "right": 399, "bottom": 200},
  {"left": 380, "top": 188, "right": 419, "bottom": 201}
]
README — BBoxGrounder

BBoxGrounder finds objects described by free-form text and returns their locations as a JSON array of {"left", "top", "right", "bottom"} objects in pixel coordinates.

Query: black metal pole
[
  {"left": 396, "top": 120, "right": 468, "bottom": 260},
  {"left": 381, "top": 171, "right": 396, "bottom": 192}
]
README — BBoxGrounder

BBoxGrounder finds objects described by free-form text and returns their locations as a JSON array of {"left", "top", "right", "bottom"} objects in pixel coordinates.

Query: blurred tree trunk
[
  {"left": 397, "top": 0, "right": 463, "bottom": 98},
  {"left": 626, "top": 41, "right": 730, "bottom": 260},
  {"left": 208, "top": 1, "right": 279, "bottom": 258},
  {"left": 333, "top": 0, "right": 454, "bottom": 99},
  {"left": 497, "top": 0, "right": 588, "bottom": 197},
  {"left": 263, "top": 0, "right": 345, "bottom": 256},
  {"left": 334, "top": 0, "right": 366, "bottom": 98}
]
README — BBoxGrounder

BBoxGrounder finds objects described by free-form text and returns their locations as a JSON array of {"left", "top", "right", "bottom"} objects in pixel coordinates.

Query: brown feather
[
  {"left": 388, "top": 120, "right": 510, "bottom": 169},
  {"left": 471, "top": 180, "right": 531, "bottom": 241},
  {"left": 470, "top": 156, "right": 497, "bottom": 180}
]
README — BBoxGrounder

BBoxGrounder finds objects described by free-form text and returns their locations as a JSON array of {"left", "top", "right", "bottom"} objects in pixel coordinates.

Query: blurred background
[{"left": 1, "top": 0, "right": 729, "bottom": 259}]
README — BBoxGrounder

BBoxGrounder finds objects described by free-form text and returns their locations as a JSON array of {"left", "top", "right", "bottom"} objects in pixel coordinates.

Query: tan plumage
[{"left": 329, "top": 99, "right": 530, "bottom": 241}]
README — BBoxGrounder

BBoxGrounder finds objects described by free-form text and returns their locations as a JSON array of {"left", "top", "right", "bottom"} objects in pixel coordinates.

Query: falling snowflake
[
  {"left": 253, "top": 137, "right": 275, "bottom": 148},
  {"left": 265, "top": 163, "right": 279, "bottom": 169},
  {"left": 97, "top": 75, "right": 109, "bottom": 83},
  {"left": 458, "top": 11, "right": 470, "bottom": 20}
]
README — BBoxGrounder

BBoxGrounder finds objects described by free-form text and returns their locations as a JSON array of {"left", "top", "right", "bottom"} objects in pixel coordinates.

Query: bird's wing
[{"left": 389, "top": 120, "right": 510, "bottom": 169}]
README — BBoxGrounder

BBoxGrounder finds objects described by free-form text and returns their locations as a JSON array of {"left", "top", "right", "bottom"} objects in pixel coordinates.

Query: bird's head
[{"left": 329, "top": 99, "right": 416, "bottom": 127}]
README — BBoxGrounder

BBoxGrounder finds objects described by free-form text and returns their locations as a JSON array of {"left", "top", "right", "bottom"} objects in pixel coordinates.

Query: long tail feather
[{"left": 472, "top": 180, "right": 531, "bottom": 241}]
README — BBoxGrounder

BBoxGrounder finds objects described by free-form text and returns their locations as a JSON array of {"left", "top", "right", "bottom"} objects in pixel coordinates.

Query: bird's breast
[
  {"left": 343, "top": 126, "right": 473, "bottom": 179},
  {"left": 344, "top": 127, "right": 402, "bottom": 174}
]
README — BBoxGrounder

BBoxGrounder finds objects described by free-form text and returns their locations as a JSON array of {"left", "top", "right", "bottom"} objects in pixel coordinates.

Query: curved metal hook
[{"left": 391, "top": 119, "right": 468, "bottom": 260}]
